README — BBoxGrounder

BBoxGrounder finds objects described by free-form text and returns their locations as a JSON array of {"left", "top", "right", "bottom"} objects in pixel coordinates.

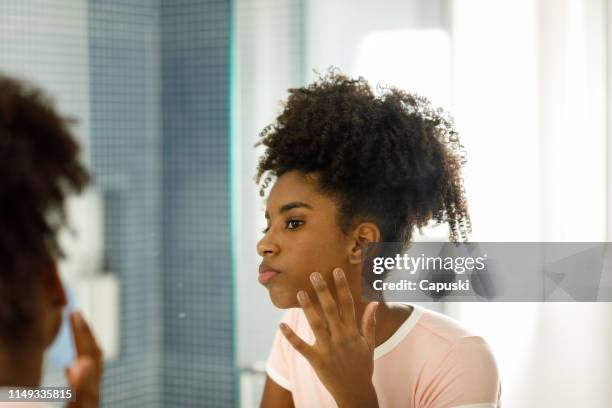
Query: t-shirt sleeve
[
  {"left": 418, "top": 336, "right": 501, "bottom": 408},
  {"left": 265, "top": 311, "right": 294, "bottom": 391}
]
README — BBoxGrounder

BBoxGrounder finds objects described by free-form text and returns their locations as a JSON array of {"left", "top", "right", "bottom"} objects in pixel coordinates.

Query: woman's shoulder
[
  {"left": 414, "top": 305, "right": 479, "bottom": 344},
  {"left": 380, "top": 306, "right": 499, "bottom": 386},
  {"left": 379, "top": 304, "right": 494, "bottom": 362}
]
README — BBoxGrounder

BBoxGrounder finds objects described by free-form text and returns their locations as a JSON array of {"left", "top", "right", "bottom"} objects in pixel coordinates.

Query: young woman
[
  {"left": 256, "top": 73, "right": 501, "bottom": 408},
  {"left": 0, "top": 75, "right": 102, "bottom": 407}
]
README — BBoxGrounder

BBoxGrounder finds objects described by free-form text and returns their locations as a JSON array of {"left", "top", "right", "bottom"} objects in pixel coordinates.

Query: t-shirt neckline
[{"left": 373, "top": 303, "right": 424, "bottom": 360}]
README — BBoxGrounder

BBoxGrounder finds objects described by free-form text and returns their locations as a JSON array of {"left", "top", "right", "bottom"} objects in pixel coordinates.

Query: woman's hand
[
  {"left": 65, "top": 312, "right": 103, "bottom": 408},
  {"left": 280, "top": 268, "right": 379, "bottom": 408}
]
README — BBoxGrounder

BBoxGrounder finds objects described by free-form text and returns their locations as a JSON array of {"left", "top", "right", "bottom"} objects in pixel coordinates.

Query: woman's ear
[
  {"left": 45, "top": 262, "right": 67, "bottom": 308},
  {"left": 347, "top": 222, "right": 381, "bottom": 264},
  {"left": 42, "top": 262, "right": 68, "bottom": 347}
]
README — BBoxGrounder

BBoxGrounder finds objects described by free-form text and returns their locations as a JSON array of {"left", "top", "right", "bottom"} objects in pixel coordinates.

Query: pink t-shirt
[{"left": 266, "top": 304, "right": 502, "bottom": 408}]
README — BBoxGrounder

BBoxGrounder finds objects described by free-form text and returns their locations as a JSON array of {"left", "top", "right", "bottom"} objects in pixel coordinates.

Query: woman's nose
[{"left": 257, "top": 232, "right": 280, "bottom": 257}]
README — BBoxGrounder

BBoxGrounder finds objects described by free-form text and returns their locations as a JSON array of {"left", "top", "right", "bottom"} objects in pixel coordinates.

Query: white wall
[
  {"left": 0, "top": 0, "right": 91, "bottom": 160},
  {"left": 305, "top": 0, "right": 452, "bottom": 109},
  {"left": 233, "top": 0, "right": 304, "bottom": 369}
]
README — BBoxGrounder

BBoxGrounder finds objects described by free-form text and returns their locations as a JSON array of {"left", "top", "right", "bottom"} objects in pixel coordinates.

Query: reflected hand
[
  {"left": 280, "top": 268, "right": 379, "bottom": 408},
  {"left": 65, "top": 312, "right": 103, "bottom": 408}
]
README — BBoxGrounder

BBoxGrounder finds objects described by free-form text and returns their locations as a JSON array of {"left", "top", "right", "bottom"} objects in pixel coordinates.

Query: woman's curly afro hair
[
  {"left": 255, "top": 71, "right": 471, "bottom": 245},
  {"left": 0, "top": 75, "right": 89, "bottom": 341}
]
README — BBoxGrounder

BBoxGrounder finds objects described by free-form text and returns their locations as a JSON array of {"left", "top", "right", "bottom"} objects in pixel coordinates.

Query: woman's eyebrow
[{"left": 265, "top": 201, "right": 313, "bottom": 219}]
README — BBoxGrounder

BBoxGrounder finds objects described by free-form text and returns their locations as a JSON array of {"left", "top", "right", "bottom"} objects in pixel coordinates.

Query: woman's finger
[
  {"left": 309, "top": 272, "right": 343, "bottom": 336},
  {"left": 332, "top": 268, "right": 357, "bottom": 331},
  {"left": 280, "top": 323, "right": 317, "bottom": 364},
  {"left": 361, "top": 301, "right": 379, "bottom": 350},
  {"left": 70, "top": 312, "right": 103, "bottom": 369},
  {"left": 65, "top": 356, "right": 95, "bottom": 390},
  {"left": 65, "top": 356, "right": 99, "bottom": 408},
  {"left": 297, "top": 290, "right": 330, "bottom": 343}
]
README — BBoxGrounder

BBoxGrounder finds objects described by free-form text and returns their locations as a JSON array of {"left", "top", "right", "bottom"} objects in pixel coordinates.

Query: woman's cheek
[
  {"left": 288, "top": 236, "right": 319, "bottom": 261},
  {"left": 286, "top": 230, "right": 344, "bottom": 275}
]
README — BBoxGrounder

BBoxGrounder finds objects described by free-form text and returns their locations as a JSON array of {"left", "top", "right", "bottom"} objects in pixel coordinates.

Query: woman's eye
[
  {"left": 262, "top": 226, "right": 270, "bottom": 234},
  {"left": 286, "top": 219, "right": 303, "bottom": 230}
]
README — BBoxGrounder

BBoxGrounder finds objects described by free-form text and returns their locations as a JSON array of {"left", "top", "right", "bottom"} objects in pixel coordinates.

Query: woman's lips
[
  {"left": 258, "top": 270, "right": 279, "bottom": 284},
  {"left": 259, "top": 264, "right": 280, "bottom": 284}
]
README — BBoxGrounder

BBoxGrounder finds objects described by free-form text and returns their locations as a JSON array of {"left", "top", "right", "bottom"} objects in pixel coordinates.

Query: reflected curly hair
[
  {"left": 255, "top": 71, "right": 471, "bottom": 245},
  {"left": 0, "top": 75, "right": 89, "bottom": 340}
]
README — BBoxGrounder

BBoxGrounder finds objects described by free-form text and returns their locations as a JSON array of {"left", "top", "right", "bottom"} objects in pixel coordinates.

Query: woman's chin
[{"left": 268, "top": 287, "right": 298, "bottom": 309}]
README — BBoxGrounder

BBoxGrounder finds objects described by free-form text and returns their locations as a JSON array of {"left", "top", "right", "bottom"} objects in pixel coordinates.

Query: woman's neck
[
  {"left": 354, "top": 300, "right": 413, "bottom": 347},
  {"left": 345, "top": 266, "right": 413, "bottom": 347},
  {"left": 0, "top": 345, "right": 44, "bottom": 387}
]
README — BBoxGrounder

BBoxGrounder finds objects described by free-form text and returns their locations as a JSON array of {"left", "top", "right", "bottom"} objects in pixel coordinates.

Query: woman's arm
[{"left": 260, "top": 376, "right": 294, "bottom": 408}]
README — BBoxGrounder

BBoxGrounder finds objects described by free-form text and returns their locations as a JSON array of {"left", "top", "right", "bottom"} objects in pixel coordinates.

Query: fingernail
[
  {"left": 310, "top": 272, "right": 322, "bottom": 285},
  {"left": 73, "top": 311, "right": 83, "bottom": 325},
  {"left": 297, "top": 290, "right": 309, "bottom": 305},
  {"left": 280, "top": 323, "right": 288, "bottom": 331},
  {"left": 333, "top": 268, "right": 344, "bottom": 280}
]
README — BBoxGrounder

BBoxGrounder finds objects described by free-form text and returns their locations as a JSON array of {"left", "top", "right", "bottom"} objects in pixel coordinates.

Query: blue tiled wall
[
  {"left": 161, "top": 0, "right": 233, "bottom": 406},
  {"left": 88, "top": 1, "right": 163, "bottom": 406},
  {"left": 89, "top": 0, "right": 233, "bottom": 406}
]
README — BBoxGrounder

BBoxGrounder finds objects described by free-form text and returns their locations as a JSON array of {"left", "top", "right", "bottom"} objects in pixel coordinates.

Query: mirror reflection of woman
[
  {"left": 0, "top": 76, "right": 102, "bottom": 408},
  {"left": 256, "top": 72, "right": 501, "bottom": 408}
]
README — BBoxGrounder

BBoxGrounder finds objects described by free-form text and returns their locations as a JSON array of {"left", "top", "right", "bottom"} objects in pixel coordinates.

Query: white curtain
[{"left": 450, "top": 0, "right": 612, "bottom": 406}]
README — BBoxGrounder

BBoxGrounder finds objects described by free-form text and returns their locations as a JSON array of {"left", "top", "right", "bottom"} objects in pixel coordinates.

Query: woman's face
[{"left": 256, "top": 171, "right": 353, "bottom": 308}]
